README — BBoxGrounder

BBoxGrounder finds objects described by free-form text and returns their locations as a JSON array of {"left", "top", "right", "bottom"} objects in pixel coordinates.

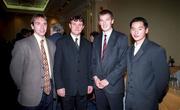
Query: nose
[{"left": 135, "top": 31, "right": 139, "bottom": 35}]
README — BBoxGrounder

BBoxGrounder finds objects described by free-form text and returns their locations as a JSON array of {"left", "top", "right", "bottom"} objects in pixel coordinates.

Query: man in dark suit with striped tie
[{"left": 92, "top": 9, "right": 128, "bottom": 110}]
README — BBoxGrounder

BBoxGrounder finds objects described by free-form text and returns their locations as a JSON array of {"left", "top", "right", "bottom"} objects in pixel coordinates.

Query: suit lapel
[
  {"left": 96, "top": 34, "right": 102, "bottom": 61},
  {"left": 69, "top": 35, "right": 80, "bottom": 51},
  {"left": 30, "top": 36, "right": 41, "bottom": 63},
  {"left": 132, "top": 38, "right": 149, "bottom": 63},
  {"left": 132, "top": 49, "right": 143, "bottom": 62},
  {"left": 101, "top": 30, "right": 116, "bottom": 64},
  {"left": 127, "top": 46, "right": 134, "bottom": 75},
  {"left": 46, "top": 39, "right": 54, "bottom": 74}
]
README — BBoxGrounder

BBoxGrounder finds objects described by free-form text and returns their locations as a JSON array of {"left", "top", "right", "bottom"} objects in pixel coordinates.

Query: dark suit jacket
[
  {"left": 92, "top": 30, "right": 128, "bottom": 94},
  {"left": 125, "top": 38, "right": 169, "bottom": 110},
  {"left": 10, "top": 35, "right": 56, "bottom": 106},
  {"left": 48, "top": 33, "right": 64, "bottom": 44},
  {"left": 54, "top": 35, "right": 92, "bottom": 96}
]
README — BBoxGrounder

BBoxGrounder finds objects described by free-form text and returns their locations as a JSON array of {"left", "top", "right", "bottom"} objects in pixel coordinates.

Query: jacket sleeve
[
  {"left": 10, "top": 41, "right": 25, "bottom": 89},
  {"left": 53, "top": 40, "right": 64, "bottom": 89},
  {"left": 152, "top": 47, "right": 170, "bottom": 103}
]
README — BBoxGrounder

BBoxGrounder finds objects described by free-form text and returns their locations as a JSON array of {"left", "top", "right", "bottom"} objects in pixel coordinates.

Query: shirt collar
[
  {"left": 134, "top": 40, "right": 143, "bottom": 49},
  {"left": 34, "top": 33, "right": 45, "bottom": 42},
  {"left": 103, "top": 28, "right": 113, "bottom": 37},
  {"left": 70, "top": 33, "right": 80, "bottom": 41}
]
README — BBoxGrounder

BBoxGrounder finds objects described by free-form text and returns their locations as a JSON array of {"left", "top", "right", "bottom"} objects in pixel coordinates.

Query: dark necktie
[
  {"left": 101, "top": 34, "right": 107, "bottom": 60},
  {"left": 40, "top": 40, "right": 51, "bottom": 95},
  {"left": 75, "top": 38, "right": 79, "bottom": 50}
]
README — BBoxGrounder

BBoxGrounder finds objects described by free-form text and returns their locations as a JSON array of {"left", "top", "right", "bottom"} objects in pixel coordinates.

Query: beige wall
[
  {"left": 93, "top": 0, "right": 180, "bottom": 65},
  {"left": 2, "top": 0, "right": 180, "bottom": 65},
  {"left": 5, "top": 13, "right": 62, "bottom": 40}
]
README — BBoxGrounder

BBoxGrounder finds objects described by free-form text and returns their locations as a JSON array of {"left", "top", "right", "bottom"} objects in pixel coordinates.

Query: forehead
[
  {"left": 131, "top": 21, "right": 145, "bottom": 27},
  {"left": 99, "top": 13, "right": 112, "bottom": 19},
  {"left": 70, "top": 20, "right": 84, "bottom": 24},
  {"left": 34, "top": 17, "right": 47, "bottom": 22}
]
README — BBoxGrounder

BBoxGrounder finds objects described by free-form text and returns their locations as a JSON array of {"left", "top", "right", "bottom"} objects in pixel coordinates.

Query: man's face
[
  {"left": 69, "top": 20, "right": 84, "bottom": 36},
  {"left": 130, "top": 21, "right": 148, "bottom": 43},
  {"left": 31, "top": 17, "right": 47, "bottom": 37},
  {"left": 99, "top": 14, "right": 114, "bottom": 32}
]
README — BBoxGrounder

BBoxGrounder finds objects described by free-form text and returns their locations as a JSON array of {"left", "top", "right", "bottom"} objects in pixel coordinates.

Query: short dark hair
[
  {"left": 69, "top": 15, "right": 84, "bottom": 24},
  {"left": 130, "top": 17, "right": 148, "bottom": 29},
  {"left": 98, "top": 9, "right": 114, "bottom": 19},
  {"left": 31, "top": 14, "right": 47, "bottom": 25}
]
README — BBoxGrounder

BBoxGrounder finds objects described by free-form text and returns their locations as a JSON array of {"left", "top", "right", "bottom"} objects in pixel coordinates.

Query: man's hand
[
  {"left": 87, "top": 86, "right": 93, "bottom": 94},
  {"left": 57, "top": 88, "right": 65, "bottom": 97},
  {"left": 93, "top": 76, "right": 104, "bottom": 89},
  {"left": 100, "top": 79, "right": 109, "bottom": 88}
]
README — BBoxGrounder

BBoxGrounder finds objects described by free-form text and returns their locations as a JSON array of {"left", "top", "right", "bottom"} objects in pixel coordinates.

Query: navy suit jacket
[
  {"left": 92, "top": 30, "right": 128, "bottom": 94},
  {"left": 125, "top": 38, "right": 169, "bottom": 110},
  {"left": 48, "top": 33, "right": 64, "bottom": 44},
  {"left": 54, "top": 35, "right": 92, "bottom": 96}
]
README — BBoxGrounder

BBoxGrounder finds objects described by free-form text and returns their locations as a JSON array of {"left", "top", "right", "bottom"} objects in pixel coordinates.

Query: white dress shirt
[
  {"left": 101, "top": 28, "right": 113, "bottom": 53},
  {"left": 70, "top": 33, "right": 80, "bottom": 46},
  {"left": 34, "top": 33, "right": 52, "bottom": 78},
  {"left": 134, "top": 41, "right": 143, "bottom": 56}
]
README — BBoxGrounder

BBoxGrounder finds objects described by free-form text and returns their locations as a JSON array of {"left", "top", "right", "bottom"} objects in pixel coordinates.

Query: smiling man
[
  {"left": 10, "top": 14, "right": 56, "bottom": 110},
  {"left": 91, "top": 9, "right": 128, "bottom": 110},
  {"left": 125, "top": 17, "right": 169, "bottom": 110}
]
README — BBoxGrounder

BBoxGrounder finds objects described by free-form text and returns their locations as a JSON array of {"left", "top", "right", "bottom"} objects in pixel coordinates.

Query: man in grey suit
[
  {"left": 125, "top": 17, "right": 169, "bottom": 110},
  {"left": 92, "top": 9, "right": 128, "bottom": 110},
  {"left": 10, "top": 14, "right": 56, "bottom": 110}
]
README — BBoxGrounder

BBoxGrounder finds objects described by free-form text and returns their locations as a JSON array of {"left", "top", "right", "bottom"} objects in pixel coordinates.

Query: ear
[
  {"left": 69, "top": 23, "right": 71, "bottom": 29},
  {"left": 111, "top": 19, "right": 114, "bottom": 24},
  {"left": 82, "top": 25, "right": 85, "bottom": 30},
  {"left": 145, "top": 28, "right": 149, "bottom": 34},
  {"left": 31, "top": 24, "right": 34, "bottom": 30}
]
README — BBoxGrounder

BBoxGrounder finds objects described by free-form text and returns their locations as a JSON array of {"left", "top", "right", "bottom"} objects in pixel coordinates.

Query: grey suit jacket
[
  {"left": 126, "top": 38, "right": 169, "bottom": 110},
  {"left": 92, "top": 30, "right": 128, "bottom": 94},
  {"left": 10, "top": 35, "right": 56, "bottom": 106}
]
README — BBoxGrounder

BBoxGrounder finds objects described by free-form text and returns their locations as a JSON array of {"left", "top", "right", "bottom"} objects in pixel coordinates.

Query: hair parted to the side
[{"left": 31, "top": 14, "right": 47, "bottom": 25}]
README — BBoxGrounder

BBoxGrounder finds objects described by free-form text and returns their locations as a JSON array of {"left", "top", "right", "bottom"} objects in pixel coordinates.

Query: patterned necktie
[
  {"left": 101, "top": 34, "right": 107, "bottom": 60},
  {"left": 40, "top": 40, "right": 51, "bottom": 95}
]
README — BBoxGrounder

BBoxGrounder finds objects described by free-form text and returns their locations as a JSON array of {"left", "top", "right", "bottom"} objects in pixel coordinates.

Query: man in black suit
[
  {"left": 54, "top": 15, "right": 93, "bottom": 110},
  {"left": 125, "top": 17, "right": 169, "bottom": 110},
  {"left": 92, "top": 9, "right": 128, "bottom": 110}
]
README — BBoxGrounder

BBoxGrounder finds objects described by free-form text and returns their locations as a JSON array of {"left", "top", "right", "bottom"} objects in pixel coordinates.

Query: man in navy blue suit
[
  {"left": 92, "top": 9, "right": 128, "bottom": 110},
  {"left": 125, "top": 17, "right": 169, "bottom": 110}
]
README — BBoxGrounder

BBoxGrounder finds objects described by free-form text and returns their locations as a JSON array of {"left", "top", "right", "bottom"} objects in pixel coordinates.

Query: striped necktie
[{"left": 101, "top": 34, "right": 107, "bottom": 60}]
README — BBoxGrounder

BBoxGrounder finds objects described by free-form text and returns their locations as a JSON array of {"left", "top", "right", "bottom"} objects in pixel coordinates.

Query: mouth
[{"left": 133, "top": 35, "right": 139, "bottom": 38}]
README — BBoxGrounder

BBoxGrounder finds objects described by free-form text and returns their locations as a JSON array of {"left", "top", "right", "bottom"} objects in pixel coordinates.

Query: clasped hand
[{"left": 94, "top": 76, "right": 109, "bottom": 89}]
